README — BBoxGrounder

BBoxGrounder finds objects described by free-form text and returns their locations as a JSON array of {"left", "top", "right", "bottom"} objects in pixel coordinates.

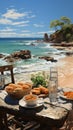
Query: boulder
[
  {"left": 39, "top": 56, "right": 57, "bottom": 62},
  {"left": 11, "top": 50, "right": 31, "bottom": 59},
  {"left": 0, "top": 54, "right": 5, "bottom": 58},
  {"left": 65, "top": 51, "right": 73, "bottom": 56},
  {"left": 4, "top": 50, "right": 31, "bottom": 62}
]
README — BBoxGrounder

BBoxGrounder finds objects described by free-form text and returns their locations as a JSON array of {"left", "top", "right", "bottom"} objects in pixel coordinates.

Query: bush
[{"left": 31, "top": 72, "right": 49, "bottom": 88}]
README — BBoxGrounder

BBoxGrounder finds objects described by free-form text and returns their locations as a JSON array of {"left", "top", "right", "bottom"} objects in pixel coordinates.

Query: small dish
[
  {"left": 23, "top": 94, "right": 38, "bottom": 106},
  {"left": 60, "top": 94, "right": 73, "bottom": 101},
  {"left": 19, "top": 97, "right": 44, "bottom": 108}
]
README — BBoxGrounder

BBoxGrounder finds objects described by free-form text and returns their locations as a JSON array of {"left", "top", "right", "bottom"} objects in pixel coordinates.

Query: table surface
[{"left": 0, "top": 88, "right": 72, "bottom": 128}]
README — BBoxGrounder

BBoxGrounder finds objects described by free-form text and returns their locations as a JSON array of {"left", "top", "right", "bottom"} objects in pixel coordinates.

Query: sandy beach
[
  {"left": 57, "top": 55, "right": 73, "bottom": 88},
  {"left": 7, "top": 55, "right": 73, "bottom": 89}
]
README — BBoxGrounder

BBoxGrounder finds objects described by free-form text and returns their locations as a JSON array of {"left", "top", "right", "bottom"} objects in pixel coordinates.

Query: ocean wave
[
  {"left": 0, "top": 59, "right": 8, "bottom": 66},
  {"left": 1, "top": 54, "right": 66, "bottom": 75}
]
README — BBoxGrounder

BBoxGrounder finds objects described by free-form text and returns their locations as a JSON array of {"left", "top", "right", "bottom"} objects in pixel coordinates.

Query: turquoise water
[{"left": 0, "top": 38, "right": 65, "bottom": 73}]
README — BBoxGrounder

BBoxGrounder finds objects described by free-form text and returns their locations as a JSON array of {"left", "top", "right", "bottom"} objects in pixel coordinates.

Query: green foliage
[
  {"left": 50, "top": 20, "right": 61, "bottom": 30},
  {"left": 50, "top": 16, "right": 71, "bottom": 30},
  {"left": 31, "top": 72, "right": 49, "bottom": 87},
  {"left": 60, "top": 16, "right": 71, "bottom": 25},
  {"left": 49, "top": 16, "right": 73, "bottom": 42},
  {"left": 65, "top": 33, "right": 71, "bottom": 42}
]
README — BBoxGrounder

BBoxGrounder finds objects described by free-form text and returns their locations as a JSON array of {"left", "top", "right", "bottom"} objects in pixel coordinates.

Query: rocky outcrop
[
  {"left": 11, "top": 50, "right": 31, "bottom": 59},
  {"left": 44, "top": 33, "right": 50, "bottom": 42},
  {"left": 4, "top": 50, "right": 31, "bottom": 62},
  {"left": 44, "top": 24, "right": 73, "bottom": 43},
  {"left": 39, "top": 56, "right": 57, "bottom": 62}
]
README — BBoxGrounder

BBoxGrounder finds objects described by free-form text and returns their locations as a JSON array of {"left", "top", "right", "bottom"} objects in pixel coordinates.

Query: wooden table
[{"left": 0, "top": 90, "right": 70, "bottom": 130}]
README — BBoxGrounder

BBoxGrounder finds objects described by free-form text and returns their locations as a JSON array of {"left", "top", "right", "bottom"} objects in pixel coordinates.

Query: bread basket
[{"left": 5, "top": 82, "right": 32, "bottom": 99}]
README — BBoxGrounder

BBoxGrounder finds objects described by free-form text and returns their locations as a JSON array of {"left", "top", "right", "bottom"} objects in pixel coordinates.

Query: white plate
[{"left": 19, "top": 98, "right": 44, "bottom": 108}]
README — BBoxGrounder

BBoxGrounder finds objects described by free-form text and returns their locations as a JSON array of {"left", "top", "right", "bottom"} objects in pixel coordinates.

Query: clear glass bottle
[{"left": 49, "top": 80, "right": 57, "bottom": 103}]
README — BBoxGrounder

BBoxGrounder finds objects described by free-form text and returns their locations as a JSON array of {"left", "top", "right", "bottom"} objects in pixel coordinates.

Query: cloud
[
  {"left": 37, "top": 30, "right": 55, "bottom": 35},
  {"left": 2, "top": 9, "right": 36, "bottom": 20},
  {"left": 33, "top": 24, "right": 44, "bottom": 27},
  {"left": 0, "top": 32, "right": 17, "bottom": 37},
  {"left": 21, "top": 30, "right": 30, "bottom": 33},
  {"left": 0, "top": 27, "right": 15, "bottom": 32},
  {"left": 0, "top": 17, "right": 29, "bottom": 26},
  {"left": 2, "top": 9, "right": 27, "bottom": 20},
  {"left": 0, "top": 18, "right": 12, "bottom": 24},
  {"left": 11, "top": 21, "right": 29, "bottom": 26},
  {"left": 0, "top": 27, "right": 17, "bottom": 37},
  {"left": 0, "top": 32, "right": 34, "bottom": 38}
]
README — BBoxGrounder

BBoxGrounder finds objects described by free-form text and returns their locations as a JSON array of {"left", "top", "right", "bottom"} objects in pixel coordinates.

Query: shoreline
[
  {"left": 2, "top": 42, "right": 73, "bottom": 89},
  {"left": 5, "top": 55, "right": 73, "bottom": 89}
]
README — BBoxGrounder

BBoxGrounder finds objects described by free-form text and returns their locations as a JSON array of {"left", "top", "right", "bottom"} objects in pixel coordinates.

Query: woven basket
[{"left": 7, "top": 87, "right": 32, "bottom": 99}]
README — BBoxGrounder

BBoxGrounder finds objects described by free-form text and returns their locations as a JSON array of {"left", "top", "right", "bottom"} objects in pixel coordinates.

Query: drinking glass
[
  {"left": 49, "top": 80, "right": 57, "bottom": 103},
  {"left": 0, "top": 75, "right": 5, "bottom": 90}
]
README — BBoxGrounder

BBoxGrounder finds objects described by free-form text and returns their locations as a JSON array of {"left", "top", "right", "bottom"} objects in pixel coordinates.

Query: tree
[
  {"left": 49, "top": 16, "right": 73, "bottom": 42},
  {"left": 60, "top": 16, "right": 71, "bottom": 25},
  {"left": 50, "top": 16, "right": 71, "bottom": 30},
  {"left": 50, "top": 20, "right": 60, "bottom": 31}
]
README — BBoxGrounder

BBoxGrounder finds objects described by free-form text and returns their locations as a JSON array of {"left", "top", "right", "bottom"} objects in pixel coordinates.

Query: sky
[{"left": 0, "top": 0, "right": 73, "bottom": 38}]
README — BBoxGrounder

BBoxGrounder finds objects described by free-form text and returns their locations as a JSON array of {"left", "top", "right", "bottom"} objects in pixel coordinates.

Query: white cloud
[
  {"left": 2, "top": 9, "right": 27, "bottom": 19},
  {"left": 0, "top": 17, "right": 29, "bottom": 26},
  {"left": 0, "top": 30, "right": 37, "bottom": 38},
  {"left": 37, "top": 30, "right": 55, "bottom": 35},
  {"left": 33, "top": 24, "right": 44, "bottom": 27},
  {"left": 0, "top": 32, "right": 17, "bottom": 37},
  {"left": 0, "top": 27, "right": 15, "bottom": 33},
  {"left": 2, "top": 9, "right": 36, "bottom": 20},
  {"left": 21, "top": 30, "right": 30, "bottom": 33},
  {"left": 0, "top": 18, "right": 12, "bottom": 24},
  {"left": 11, "top": 21, "right": 29, "bottom": 26}
]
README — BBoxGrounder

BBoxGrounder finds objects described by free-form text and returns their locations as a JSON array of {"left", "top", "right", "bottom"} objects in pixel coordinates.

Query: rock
[
  {"left": 65, "top": 51, "right": 73, "bottom": 56},
  {"left": 61, "top": 42, "right": 73, "bottom": 47},
  {"left": 4, "top": 50, "right": 31, "bottom": 62},
  {"left": 39, "top": 56, "right": 57, "bottom": 62},
  {"left": 4, "top": 56, "right": 18, "bottom": 62},
  {"left": 0, "top": 54, "right": 5, "bottom": 58},
  {"left": 11, "top": 50, "right": 31, "bottom": 59},
  {"left": 44, "top": 33, "right": 49, "bottom": 42}
]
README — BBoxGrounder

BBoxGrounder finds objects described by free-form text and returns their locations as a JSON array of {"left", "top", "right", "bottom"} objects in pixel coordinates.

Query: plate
[
  {"left": 60, "top": 94, "right": 73, "bottom": 101},
  {"left": 19, "top": 98, "right": 44, "bottom": 109}
]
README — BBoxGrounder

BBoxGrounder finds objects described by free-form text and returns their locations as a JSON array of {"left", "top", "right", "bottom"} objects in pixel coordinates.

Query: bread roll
[
  {"left": 14, "top": 87, "right": 23, "bottom": 92},
  {"left": 31, "top": 89, "right": 40, "bottom": 95},
  {"left": 39, "top": 86, "right": 49, "bottom": 94},
  {"left": 22, "top": 85, "right": 30, "bottom": 90},
  {"left": 5, "top": 86, "right": 14, "bottom": 93},
  {"left": 9, "top": 83, "right": 17, "bottom": 89},
  {"left": 24, "top": 82, "right": 32, "bottom": 88},
  {"left": 17, "top": 82, "right": 25, "bottom": 86}
]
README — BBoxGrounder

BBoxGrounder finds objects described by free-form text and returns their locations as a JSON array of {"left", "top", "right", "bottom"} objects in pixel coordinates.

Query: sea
[{"left": 0, "top": 38, "right": 66, "bottom": 74}]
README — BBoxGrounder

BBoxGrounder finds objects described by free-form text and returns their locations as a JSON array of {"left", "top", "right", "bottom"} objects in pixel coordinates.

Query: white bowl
[{"left": 24, "top": 94, "right": 38, "bottom": 106}]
